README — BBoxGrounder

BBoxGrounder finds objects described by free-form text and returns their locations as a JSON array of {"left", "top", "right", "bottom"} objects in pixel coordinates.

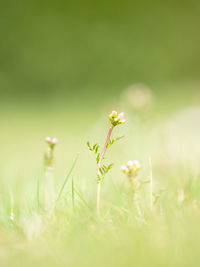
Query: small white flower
[
  {"left": 121, "top": 165, "right": 128, "bottom": 174},
  {"left": 111, "top": 110, "right": 118, "bottom": 117},
  {"left": 127, "top": 160, "right": 134, "bottom": 167},
  {"left": 118, "top": 112, "right": 126, "bottom": 124},
  {"left": 52, "top": 137, "right": 58, "bottom": 144},
  {"left": 45, "top": 136, "right": 51, "bottom": 143},
  {"left": 118, "top": 112, "right": 124, "bottom": 119},
  {"left": 121, "top": 165, "right": 127, "bottom": 171},
  {"left": 122, "top": 159, "right": 141, "bottom": 176},
  {"left": 10, "top": 212, "right": 14, "bottom": 221},
  {"left": 108, "top": 111, "right": 126, "bottom": 126},
  {"left": 132, "top": 160, "right": 141, "bottom": 169},
  {"left": 108, "top": 110, "right": 117, "bottom": 120},
  {"left": 45, "top": 137, "right": 58, "bottom": 146}
]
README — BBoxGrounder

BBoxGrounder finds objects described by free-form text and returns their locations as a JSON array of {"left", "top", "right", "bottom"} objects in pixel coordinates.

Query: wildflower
[
  {"left": 122, "top": 160, "right": 143, "bottom": 216},
  {"left": 108, "top": 111, "right": 126, "bottom": 126},
  {"left": 87, "top": 110, "right": 126, "bottom": 216},
  {"left": 45, "top": 137, "right": 58, "bottom": 148},
  {"left": 121, "top": 165, "right": 128, "bottom": 174},
  {"left": 122, "top": 160, "right": 141, "bottom": 177}
]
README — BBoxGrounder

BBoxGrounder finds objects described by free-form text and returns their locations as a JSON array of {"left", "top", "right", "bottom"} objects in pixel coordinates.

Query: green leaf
[
  {"left": 107, "top": 163, "right": 114, "bottom": 172},
  {"left": 93, "top": 144, "right": 97, "bottom": 150},
  {"left": 107, "top": 136, "right": 124, "bottom": 148},
  {"left": 99, "top": 163, "right": 114, "bottom": 177},
  {"left": 86, "top": 141, "right": 93, "bottom": 151},
  {"left": 96, "top": 153, "right": 100, "bottom": 164},
  {"left": 95, "top": 145, "right": 99, "bottom": 154}
]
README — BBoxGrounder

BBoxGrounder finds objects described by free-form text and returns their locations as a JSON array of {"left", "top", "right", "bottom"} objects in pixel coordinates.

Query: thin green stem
[
  {"left": 98, "top": 124, "right": 113, "bottom": 169},
  {"left": 130, "top": 175, "right": 142, "bottom": 217},
  {"left": 96, "top": 182, "right": 101, "bottom": 217},
  {"left": 149, "top": 156, "right": 153, "bottom": 211},
  {"left": 44, "top": 147, "right": 55, "bottom": 210},
  {"left": 56, "top": 153, "right": 79, "bottom": 202},
  {"left": 45, "top": 165, "right": 54, "bottom": 210},
  {"left": 96, "top": 123, "right": 114, "bottom": 217}
]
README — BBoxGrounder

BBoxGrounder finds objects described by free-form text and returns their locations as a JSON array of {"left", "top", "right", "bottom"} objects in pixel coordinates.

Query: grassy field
[
  {"left": 0, "top": 85, "right": 200, "bottom": 266},
  {"left": 1, "top": 0, "right": 200, "bottom": 265}
]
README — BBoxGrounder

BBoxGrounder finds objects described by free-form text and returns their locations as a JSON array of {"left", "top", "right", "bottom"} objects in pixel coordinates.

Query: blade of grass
[
  {"left": 74, "top": 188, "right": 91, "bottom": 209},
  {"left": 72, "top": 176, "right": 75, "bottom": 210},
  {"left": 56, "top": 153, "right": 79, "bottom": 202},
  {"left": 10, "top": 192, "right": 14, "bottom": 216},
  {"left": 149, "top": 156, "right": 153, "bottom": 211},
  {"left": 36, "top": 178, "right": 40, "bottom": 211}
]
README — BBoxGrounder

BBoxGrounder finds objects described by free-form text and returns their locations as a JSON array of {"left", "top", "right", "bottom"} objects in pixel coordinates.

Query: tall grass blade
[
  {"left": 74, "top": 188, "right": 91, "bottom": 209},
  {"left": 36, "top": 178, "right": 40, "bottom": 210},
  {"left": 56, "top": 153, "right": 79, "bottom": 202},
  {"left": 72, "top": 176, "right": 75, "bottom": 210}
]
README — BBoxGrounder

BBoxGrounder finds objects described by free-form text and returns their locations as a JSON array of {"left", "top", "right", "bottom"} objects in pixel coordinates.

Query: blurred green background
[
  {"left": 1, "top": 0, "right": 200, "bottom": 104},
  {"left": 1, "top": 0, "right": 200, "bottom": 174},
  {"left": 1, "top": 0, "right": 200, "bottom": 190}
]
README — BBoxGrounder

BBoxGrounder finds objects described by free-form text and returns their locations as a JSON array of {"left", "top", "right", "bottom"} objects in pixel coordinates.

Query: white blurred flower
[
  {"left": 121, "top": 165, "right": 128, "bottom": 173},
  {"left": 132, "top": 160, "right": 141, "bottom": 169},
  {"left": 51, "top": 137, "right": 58, "bottom": 144},
  {"left": 10, "top": 212, "right": 14, "bottom": 221},
  {"left": 122, "top": 160, "right": 141, "bottom": 176},
  {"left": 45, "top": 137, "right": 58, "bottom": 147},
  {"left": 127, "top": 160, "right": 134, "bottom": 167},
  {"left": 109, "top": 110, "right": 118, "bottom": 118},
  {"left": 122, "top": 83, "right": 154, "bottom": 110},
  {"left": 118, "top": 112, "right": 124, "bottom": 119},
  {"left": 45, "top": 136, "right": 51, "bottom": 143}
]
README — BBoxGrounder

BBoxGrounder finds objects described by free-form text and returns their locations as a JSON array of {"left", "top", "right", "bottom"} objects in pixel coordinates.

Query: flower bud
[
  {"left": 45, "top": 137, "right": 58, "bottom": 147},
  {"left": 108, "top": 111, "right": 126, "bottom": 126},
  {"left": 121, "top": 165, "right": 128, "bottom": 174},
  {"left": 52, "top": 137, "right": 58, "bottom": 144},
  {"left": 121, "top": 160, "right": 141, "bottom": 176}
]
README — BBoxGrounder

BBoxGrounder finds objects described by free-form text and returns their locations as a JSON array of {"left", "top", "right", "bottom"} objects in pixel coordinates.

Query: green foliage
[
  {"left": 107, "top": 136, "right": 124, "bottom": 149},
  {"left": 1, "top": 91, "right": 200, "bottom": 266},
  {"left": 99, "top": 164, "right": 113, "bottom": 175},
  {"left": 87, "top": 141, "right": 114, "bottom": 183},
  {"left": 87, "top": 141, "right": 101, "bottom": 164},
  {"left": 97, "top": 163, "right": 114, "bottom": 183}
]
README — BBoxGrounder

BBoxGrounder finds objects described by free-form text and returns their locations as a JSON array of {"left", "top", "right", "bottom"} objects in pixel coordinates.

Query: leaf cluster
[
  {"left": 97, "top": 163, "right": 114, "bottom": 183},
  {"left": 86, "top": 142, "right": 100, "bottom": 164}
]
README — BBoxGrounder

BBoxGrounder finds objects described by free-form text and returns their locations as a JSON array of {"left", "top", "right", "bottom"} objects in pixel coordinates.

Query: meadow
[
  {"left": 1, "top": 0, "right": 200, "bottom": 265},
  {"left": 0, "top": 84, "right": 200, "bottom": 267}
]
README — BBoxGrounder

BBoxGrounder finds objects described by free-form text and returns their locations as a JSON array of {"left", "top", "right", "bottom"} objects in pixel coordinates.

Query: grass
[{"left": 0, "top": 87, "right": 200, "bottom": 266}]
